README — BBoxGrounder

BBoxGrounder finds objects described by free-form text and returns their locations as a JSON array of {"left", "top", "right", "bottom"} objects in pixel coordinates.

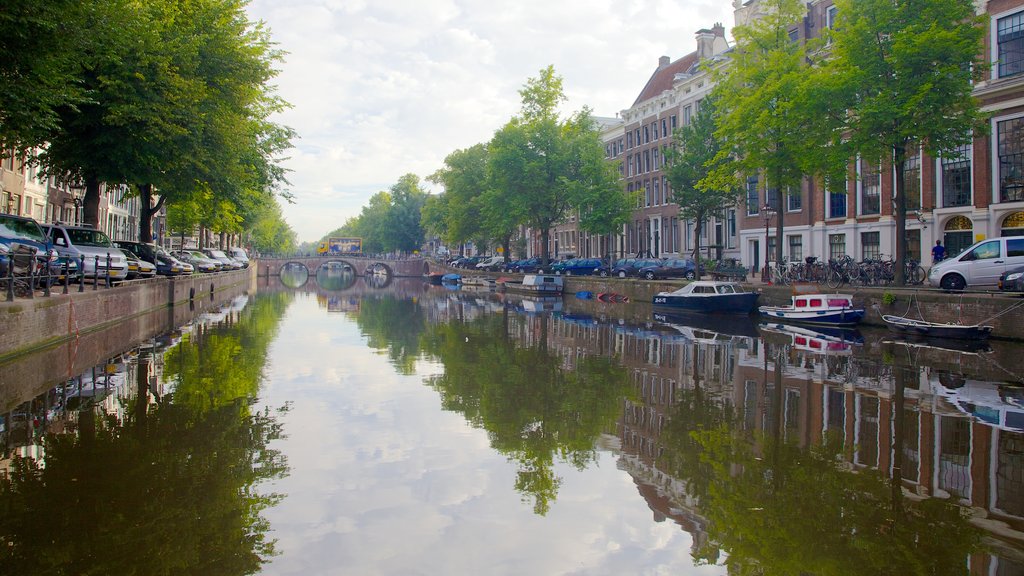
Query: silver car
[{"left": 43, "top": 224, "right": 130, "bottom": 281}]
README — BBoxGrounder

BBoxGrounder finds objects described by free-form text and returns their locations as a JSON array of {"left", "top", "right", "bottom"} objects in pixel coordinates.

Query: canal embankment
[
  {"left": 434, "top": 262, "right": 1024, "bottom": 340},
  {"left": 0, "top": 266, "right": 257, "bottom": 363}
]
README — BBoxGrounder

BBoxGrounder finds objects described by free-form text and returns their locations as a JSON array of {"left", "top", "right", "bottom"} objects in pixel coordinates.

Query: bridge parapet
[{"left": 257, "top": 256, "right": 430, "bottom": 278}]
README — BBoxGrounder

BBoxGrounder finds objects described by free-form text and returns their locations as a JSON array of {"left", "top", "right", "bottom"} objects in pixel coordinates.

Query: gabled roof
[{"left": 631, "top": 52, "right": 701, "bottom": 108}]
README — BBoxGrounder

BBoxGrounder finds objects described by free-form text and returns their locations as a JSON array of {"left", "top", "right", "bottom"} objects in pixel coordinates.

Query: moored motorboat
[
  {"left": 502, "top": 274, "right": 564, "bottom": 295},
  {"left": 651, "top": 281, "right": 759, "bottom": 313},
  {"left": 759, "top": 293, "right": 864, "bottom": 326},
  {"left": 425, "top": 272, "right": 444, "bottom": 285},
  {"left": 882, "top": 315, "right": 993, "bottom": 340}
]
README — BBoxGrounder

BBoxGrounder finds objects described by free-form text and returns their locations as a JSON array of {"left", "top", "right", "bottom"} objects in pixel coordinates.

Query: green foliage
[
  {"left": 819, "top": 0, "right": 987, "bottom": 284},
  {"left": 665, "top": 96, "right": 739, "bottom": 275},
  {"left": 427, "top": 144, "right": 491, "bottom": 247},
  {"left": 882, "top": 292, "right": 898, "bottom": 306},
  {"left": 708, "top": 0, "right": 831, "bottom": 267},
  {"left": 489, "top": 66, "right": 622, "bottom": 263},
  {"left": 0, "top": 0, "right": 93, "bottom": 150}
]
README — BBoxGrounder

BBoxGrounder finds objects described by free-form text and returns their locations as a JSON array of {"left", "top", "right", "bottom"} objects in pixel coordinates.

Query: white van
[{"left": 928, "top": 236, "right": 1024, "bottom": 290}]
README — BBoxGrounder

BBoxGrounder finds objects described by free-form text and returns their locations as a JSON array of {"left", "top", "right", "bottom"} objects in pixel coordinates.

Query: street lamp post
[
  {"left": 72, "top": 198, "right": 81, "bottom": 226},
  {"left": 761, "top": 202, "right": 775, "bottom": 283}
]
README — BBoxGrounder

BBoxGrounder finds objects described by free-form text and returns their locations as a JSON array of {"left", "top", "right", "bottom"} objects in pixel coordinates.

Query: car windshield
[
  {"left": 67, "top": 228, "right": 113, "bottom": 247},
  {"left": 208, "top": 250, "right": 227, "bottom": 258},
  {"left": 0, "top": 217, "right": 47, "bottom": 243}
]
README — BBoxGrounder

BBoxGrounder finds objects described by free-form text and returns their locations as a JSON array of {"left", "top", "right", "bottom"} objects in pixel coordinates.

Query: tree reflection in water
[
  {"left": 671, "top": 351, "right": 984, "bottom": 575},
  {"left": 0, "top": 293, "right": 292, "bottom": 576},
  {"left": 421, "top": 310, "right": 633, "bottom": 515}
]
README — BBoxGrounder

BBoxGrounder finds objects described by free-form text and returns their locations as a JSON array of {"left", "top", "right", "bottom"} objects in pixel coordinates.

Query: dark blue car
[
  {"left": 0, "top": 213, "right": 64, "bottom": 284},
  {"left": 548, "top": 258, "right": 604, "bottom": 276}
]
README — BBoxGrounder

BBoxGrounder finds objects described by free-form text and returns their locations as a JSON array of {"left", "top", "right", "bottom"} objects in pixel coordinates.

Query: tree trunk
[
  {"left": 693, "top": 215, "right": 703, "bottom": 281},
  {"left": 775, "top": 199, "right": 785, "bottom": 272},
  {"left": 139, "top": 184, "right": 153, "bottom": 242},
  {"left": 893, "top": 145, "right": 907, "bottom": 286},
  {"left": 82, "top": 175, "right": 100, "bottom": 229},
  {"left": 540, "top": 228, "right": 550, "bottom": 265}
]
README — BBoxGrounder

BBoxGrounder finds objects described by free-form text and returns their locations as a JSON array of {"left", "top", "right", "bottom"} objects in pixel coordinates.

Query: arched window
[
  {"left": 1002, "top": 211, "right": 1024, "bottom": 237},
  {"left": 943, "top": 216, "right": 974, "bottom": 257}
]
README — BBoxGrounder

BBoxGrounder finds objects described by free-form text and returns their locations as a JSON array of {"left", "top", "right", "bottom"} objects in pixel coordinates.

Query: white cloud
[{"left": 246, "top": 0, "right": 736, "bottom": 242}]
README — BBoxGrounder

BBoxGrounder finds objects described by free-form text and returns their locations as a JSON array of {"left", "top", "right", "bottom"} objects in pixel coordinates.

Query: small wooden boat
[
  {"left": 424, "top": 272, "right": 444, "bottom": 285},
  {"left": 652, "top": 281, "right": 759, "bottom": 313},
  {"left": 759, "top": 293, "right": 864, "bottom": 326},
  {"left": 882, "top": 315, "right": 993, "bottom": 340},
  {"left": 502, "top": 274, "right": 563, "bottom": 295},
  {"left": 462, "top": 276, "right": 496, "bottom": 287}
]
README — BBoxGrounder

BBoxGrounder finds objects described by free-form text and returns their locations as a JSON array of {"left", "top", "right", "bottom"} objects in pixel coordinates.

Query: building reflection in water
[{"left": 424, "top": 288, "right": 1024, "bottom": 574}]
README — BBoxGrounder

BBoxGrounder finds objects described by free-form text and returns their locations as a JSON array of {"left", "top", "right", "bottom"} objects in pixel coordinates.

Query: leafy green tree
[
  {"left": 0, "top": 0, "right": 93, "bottom": 150},
  {"left": 386, "top": 174, "right": 429, "bottom": 253},
  {"left": 708, "top": 0, "right": 828, "bottom": 269},
  {"left": 664, "top": 96, "right": 739, "bottom": 276},
  {"left": 566, "top": 113, "right": 631, "bottom": 262},
  {"left": 39, "top": 0, "right": 292, "bottom": 242},
  {"left": 489, "top": 66, "right": 621, "bottom": 264},
  {"left": 820, "top": 0, "right": 986, "bottom": 284},
  {"left": 427, "top": 144, "right": 491, "bottom": 252}
]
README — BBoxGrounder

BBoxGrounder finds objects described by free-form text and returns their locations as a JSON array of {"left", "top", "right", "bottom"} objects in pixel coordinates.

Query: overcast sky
[{"left": 245, "top": 0, "right": 736, "bottom": 244}]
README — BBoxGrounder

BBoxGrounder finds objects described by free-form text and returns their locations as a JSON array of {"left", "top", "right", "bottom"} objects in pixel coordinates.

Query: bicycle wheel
[
  {"left": 826, "top": 267, "right": 843, "bottom": 289},
  {"left": 908, "top": 265, "right": 925, "bottom": 285}
]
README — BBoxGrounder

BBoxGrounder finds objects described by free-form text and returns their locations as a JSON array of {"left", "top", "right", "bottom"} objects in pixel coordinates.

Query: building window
[
  {"left": 787, "top": 188, "right": 801, "bottom": 212},
  {"left": 670, "top": 217, "right": 678, "bottom": 253},
  {"left": 941, "top": 142, "right": 972, "bottom": 207},
  {"left": 788, "top": 235, "right": 803, "bottom": 260},
  {"left": 645, "top": 181, "right": 651, "bottom": 207},
  {"left": 828, "top": 184, "right": 847, "bottom": 219},
  {"left": 653, "top": 179, "right": 661, "bottom": 206},
  {"left": 860, "top": 159, "right": 881, "bottom": 215},
  {"left": 861, "top": 231, "right": 880, "bottom": 260},
  {"left": 671, "top": 115, "right": 677, "bottom": 130},
  {"left": 727, "top": 209, "right": 737, "bottom": 249},
  {"left": 746, "top": 177, "right": 759, "bottom": 215},
  {"left": 644, "top": 126, "right": 650, "bottom": 144},
  {"left": 661, "top": 119, "right": 668, "bottom": 139},
  {"left": 829, "top": 234, "right": 846, "bottom": 260},
  {"left": 943, "top": 215, "right": 974, "bottom": 257},
  {"left": 1003, "top": 211, "right": 1024, "bottom": 237},
  {"left": 652, "top": 122, "right": 658, "bottom": 140},
  {"left": 998, "top": 11, "right": 1024, "bottom": 78},
  {"left": 902, "top": 147, "right": 921, "bottom": 211},
  {"left": 767, "top": 188, "right": 780, "bottom": 211},
  {"left": 998, "top": 117, "right": 1024, "bottom": 202},
  {"left": 683, "top": 105, "right": 692, "bottom": 126},
  {"left": 826, "top": 5, "right": 838, "bottom": 29}
]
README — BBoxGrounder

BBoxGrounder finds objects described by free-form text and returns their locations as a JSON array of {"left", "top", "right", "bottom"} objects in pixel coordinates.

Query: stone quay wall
[{"left": 0, "top": 267, "right": 256, "bottom": 362}]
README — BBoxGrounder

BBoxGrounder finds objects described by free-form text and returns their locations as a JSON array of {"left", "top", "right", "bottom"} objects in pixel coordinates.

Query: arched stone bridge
[{"left": 257, "top": 256, "right": 430, "bottom": 278}]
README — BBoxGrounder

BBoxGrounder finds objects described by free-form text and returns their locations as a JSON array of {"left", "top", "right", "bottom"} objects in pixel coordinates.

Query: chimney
[
  {"left": 695, "top": 28, "right": 715, "bottom": 59},
  {"left": 658, "top": 55, "right": 671, "bottom": 69}
]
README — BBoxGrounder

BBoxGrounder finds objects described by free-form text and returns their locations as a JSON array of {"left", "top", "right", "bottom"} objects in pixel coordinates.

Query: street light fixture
[{"left": 761, "top": 202, "right": 775, "bottom": 283}]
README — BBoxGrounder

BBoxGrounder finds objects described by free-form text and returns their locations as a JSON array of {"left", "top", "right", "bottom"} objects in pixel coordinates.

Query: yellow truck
[{"left": 317, "top": 237, "right": 362, "bottom": 255}]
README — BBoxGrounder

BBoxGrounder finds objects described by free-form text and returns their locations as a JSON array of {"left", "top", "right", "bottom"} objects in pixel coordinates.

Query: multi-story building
[
  {"left": 618, "top": 24, "right": 738, "bottom": 263},
  {"left": 0, "top": 149, "right": 27, "bottom": 216},
  {"left": 737, "top": 0, "right": 1024, "bottom": 271}
]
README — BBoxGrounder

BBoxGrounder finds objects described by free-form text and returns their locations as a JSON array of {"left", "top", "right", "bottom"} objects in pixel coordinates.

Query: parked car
[
  {"left": 637, "top": 258, "right": 698, "bottom": 280},
  {"left": 115, "top": 241, "right": 186, "bottom": 276},
  {"left": 44, "top": 224, "right": 130, "bottom": 281},
  {"left": 451, "top": 256, "right": 483, "bottom": 269},
  {"left": 928, "top": 236, "right": 1024, "bottom": 290},
  {"left": 510, "top": 257, "right": 541, "bottom": 273},
  {"left": 202, "top": 248, "right": 243, "bottom": 270},
  {"left": 227, "top": 247, "right": 250, "bottom": 268},
  {"left": 999, "top": 265, "right": 1024, "bottom": 292},
  {"left": 0, "top": 213, "right": 63, "bottom": 284},
  {"left": 475, "top": 255, "right": 506, "bottom": 271},
  {"left": 548, "top": 257, "right": 604, "bottom": 276},
  {"left": 610, "top": 258, "right": 663, "bottom": 278},
  {"left": 174, "top": 250, "right": 220, "bottom": 273}
]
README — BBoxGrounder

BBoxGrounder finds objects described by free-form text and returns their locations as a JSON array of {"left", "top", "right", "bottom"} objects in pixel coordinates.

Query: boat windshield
[{"left": 716, "top": 284, "right": 736, "bottom": 294}]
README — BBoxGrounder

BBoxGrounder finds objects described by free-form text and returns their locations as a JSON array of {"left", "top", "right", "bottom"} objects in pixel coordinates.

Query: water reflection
[
  {"left": 0, "top": 293, "right": 292, "bottom": 575},
  {"left": 1, "top": 281, "right": 1022, "bottom": 574}
]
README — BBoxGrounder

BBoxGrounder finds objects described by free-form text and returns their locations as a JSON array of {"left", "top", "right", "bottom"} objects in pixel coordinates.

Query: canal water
[{"left": 1, "top": 272, "right": 1023, "bottom": 575}]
